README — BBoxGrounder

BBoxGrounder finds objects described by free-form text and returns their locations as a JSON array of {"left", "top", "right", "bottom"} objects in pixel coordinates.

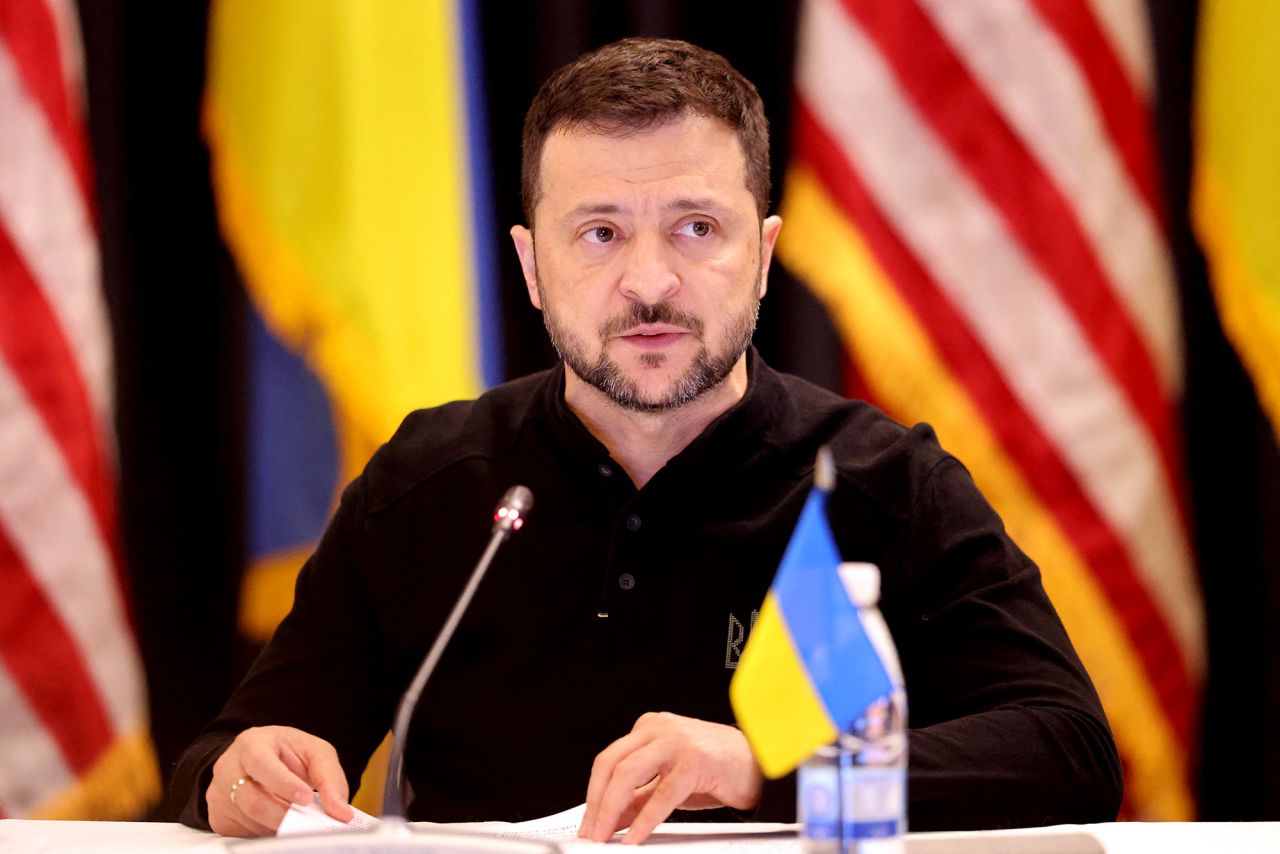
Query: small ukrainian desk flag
[{"left": 730, "top": 449, "right": 893, "bottom": 778}]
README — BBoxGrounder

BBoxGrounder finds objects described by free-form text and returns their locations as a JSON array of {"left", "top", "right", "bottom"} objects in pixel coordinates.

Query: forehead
[{"left": 536, "top": 115, "right": 752, "bottom": 217}]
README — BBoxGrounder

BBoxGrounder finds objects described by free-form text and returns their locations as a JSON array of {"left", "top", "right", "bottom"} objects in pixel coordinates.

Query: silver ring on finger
[{"left": 229, "top": 775, "right": 252, "bottom": 807}]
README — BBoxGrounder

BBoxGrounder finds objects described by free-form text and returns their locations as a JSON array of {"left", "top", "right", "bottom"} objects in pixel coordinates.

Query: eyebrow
[
  {"left": 564, "top": 203, "right": 625, "bottom": 221},
  {"left": 562, "top": 197, "right": 730, "bottom": 222},
  {"left": 665, "top": 197, "right": 727, "bottom": 214}
]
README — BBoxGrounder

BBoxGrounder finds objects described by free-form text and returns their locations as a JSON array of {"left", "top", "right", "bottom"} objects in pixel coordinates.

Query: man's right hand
[{"left": 207, "top": 725, "right": 354, "bottom": 837}]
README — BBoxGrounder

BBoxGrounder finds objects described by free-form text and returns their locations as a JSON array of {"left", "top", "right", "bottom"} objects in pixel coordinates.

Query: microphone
[
  {"left": 230, "top": 487, "right": 554, "bottom": 853},
  {"left": 382, "top": 486, "right": 535, "bottom": 819},
  {"left": 490, "top": 485, "right": 533, "bottom": 537}
]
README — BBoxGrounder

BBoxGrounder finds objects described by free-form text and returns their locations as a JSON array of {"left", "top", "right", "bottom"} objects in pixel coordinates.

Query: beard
[{"left": 539, "top": 275, "right": 761, "bottom": 413}]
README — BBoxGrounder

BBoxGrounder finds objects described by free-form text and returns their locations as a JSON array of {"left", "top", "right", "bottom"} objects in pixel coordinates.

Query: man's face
[{"left": 511, "top": 114, "right": 782, "bottom": 412}]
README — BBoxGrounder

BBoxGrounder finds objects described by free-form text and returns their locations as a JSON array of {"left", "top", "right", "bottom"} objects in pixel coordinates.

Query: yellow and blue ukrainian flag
[
  {"left": 204, "top": 0, "right": 499, "bottom": 815},
  {"left": 204, "top": 0, "right": 501, "bottom": 642},
  {"left": 730, "top": 478, "right": 892, "bottom": 778},
  {"left": 1193, "top": 0, "right": 1280, "bottom": 438}
]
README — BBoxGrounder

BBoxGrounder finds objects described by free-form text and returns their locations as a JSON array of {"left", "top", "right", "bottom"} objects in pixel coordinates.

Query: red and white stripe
[
  {"left": 789, "top": 0, "right": 1202, "bottom": 806},
  {"left": 0, "top": 0, "right": 147, "bottom": 817},
  {"left": 917, "top": 0, "right": 1180, "bottom": 395},
  {"left": 797, "top": 0, "right": 1201, "bottom": 673},
  {"left": 1081, "top": 0, "right": 1155, "bottom": 98}
]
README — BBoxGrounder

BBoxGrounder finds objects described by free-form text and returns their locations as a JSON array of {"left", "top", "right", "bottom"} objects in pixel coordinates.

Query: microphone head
[{"left": 492, "top": 485, "right": 534, "bottom": 535}]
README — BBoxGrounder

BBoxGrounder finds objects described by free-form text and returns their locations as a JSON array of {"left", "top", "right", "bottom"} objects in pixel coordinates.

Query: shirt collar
[{"left": 538, "top": 347, "right": 785, "bottom": 483}]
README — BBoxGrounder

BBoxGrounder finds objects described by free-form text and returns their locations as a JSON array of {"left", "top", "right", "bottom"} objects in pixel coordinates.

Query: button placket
[{"left": 599, "top": 499, "right": 646, "bottom": 625}]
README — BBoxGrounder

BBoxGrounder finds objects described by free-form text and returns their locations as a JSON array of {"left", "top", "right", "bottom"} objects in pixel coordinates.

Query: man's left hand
[{"left": 577, "top": 712, "right": 763, "bottom": 844}]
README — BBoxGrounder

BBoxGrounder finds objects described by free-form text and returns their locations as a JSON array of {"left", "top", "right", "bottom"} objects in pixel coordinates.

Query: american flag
[
  {"left": 0, "top": 0, "right": 156, "bottom": 818},
  {"left": 778, "top": 0, "right": 1201, "bottom": 818}
]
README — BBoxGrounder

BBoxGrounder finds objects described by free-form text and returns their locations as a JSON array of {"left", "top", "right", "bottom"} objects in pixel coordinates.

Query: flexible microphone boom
[
  {"left": 230, "top": 486, "right": 552, "bottom": 853},
  {"left": 381, "top": 485, "right": 534, "bottom": 819}
]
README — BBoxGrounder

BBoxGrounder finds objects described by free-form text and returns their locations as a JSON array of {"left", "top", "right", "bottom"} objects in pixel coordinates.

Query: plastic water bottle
[
  {"left": 798, "top": 562, "right": 906, "bottom": 853},
  {"left": 838, "top": 562, "right": 907, "bottom": 854},
  {"left": 798, "top": 744, "right": 841, "bottom": 853}
]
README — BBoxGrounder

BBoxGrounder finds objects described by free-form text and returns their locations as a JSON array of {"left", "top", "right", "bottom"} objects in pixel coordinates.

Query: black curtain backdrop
[
  {"left": 78, "top": 0, "right": 251, "bottom": 801},
  {"left": 74, "top": 0, "right": 1279, "bottom": 819},
  {"left": 1148, "top": 4, "right": 1280, "bottom": 820}
]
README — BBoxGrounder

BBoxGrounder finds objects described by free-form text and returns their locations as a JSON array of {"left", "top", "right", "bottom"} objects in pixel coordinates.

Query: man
[{"left": 170, "top": 38, "right": 1122, "bottom": 841}]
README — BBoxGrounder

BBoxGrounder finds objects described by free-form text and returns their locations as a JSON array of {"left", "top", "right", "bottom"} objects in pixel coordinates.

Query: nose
[{"left": 618, "top": 231, "right": 680, "bottom": 305}]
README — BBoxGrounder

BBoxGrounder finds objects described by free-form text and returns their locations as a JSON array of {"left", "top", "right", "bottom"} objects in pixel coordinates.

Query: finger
[
  {"left": 231, "top": 777, "right": 291, "bottom": 834},
  {"left": 208, "top": 777, "right": 277, "bottom": 838},
  {"left": 587, "top": 742, "right": 669, "bottom": 843},
  {"left": 623, "top": 771, "right": 693, "bottom": 845},
  {"left": 211, "top": 806, "right": 271, "bottom": 839},
  {"left": 303, "top": 751, "right": 353, "bottom": 822},
  {"left": 220, "top": 800, "right": 277, "bottom": 838},
  {"left": 610, "top": 779, "right": 658, "bottom": 836},
  {"left": 580, "top": 730, "right": 653, "bottom": 839},
  {"left": 241, "top": 739, "right": 314, "bottom": 805},
  {"left": 579, "top": 779, "right": 651, "bottom": 841},
  {"left": 276, "top": 737, "right": 351, "bottom": 820}
]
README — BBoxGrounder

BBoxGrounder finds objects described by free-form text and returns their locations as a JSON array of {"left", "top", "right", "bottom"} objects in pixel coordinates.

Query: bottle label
[
  {"left": 798, "top": 761, "right": 841, "bottom": 841},
  {"left": 841, "top": 765, "right": 905, "bottom": 839}
]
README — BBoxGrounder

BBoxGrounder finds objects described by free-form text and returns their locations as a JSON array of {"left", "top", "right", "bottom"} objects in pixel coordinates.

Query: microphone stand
[
  {"left": 381, "top": 485, "right": 532, "bottom": 821},
  {"left": 229, "top": 487, "right": 558, "bottom": 853}
]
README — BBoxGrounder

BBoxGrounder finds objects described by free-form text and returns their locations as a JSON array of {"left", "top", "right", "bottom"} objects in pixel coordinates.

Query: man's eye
[
  {"left": 677, "top": 221, "right": 713, "bottom": 238},
  {"left": 583, "top": 226, "right": 616, "bottom": 244}
]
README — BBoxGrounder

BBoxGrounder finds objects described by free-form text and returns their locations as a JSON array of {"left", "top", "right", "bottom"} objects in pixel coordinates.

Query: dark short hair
[{"left": 521, "top": 38, "right": 771, "bottom": 225}]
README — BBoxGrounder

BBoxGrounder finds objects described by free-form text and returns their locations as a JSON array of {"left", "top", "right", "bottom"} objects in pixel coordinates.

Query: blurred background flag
[
  {"left": 1192, "top": 0, "right": 1280, "bottom": 439},
  {"left": 0, "top": 0, "right": 157, "bottom": 818},
  {"left": 731, "top": 475, "right": 893, "bottom": 779},
  {"left": 204, "top": 0, "right": 501, "bottom": 644},
  {"left": 777, "top": 0, "right": 1201, "bottom": 819}
]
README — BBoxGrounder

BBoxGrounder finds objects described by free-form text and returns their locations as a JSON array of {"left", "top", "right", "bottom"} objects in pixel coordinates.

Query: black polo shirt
[{"left": 170, "top": 350, "right": 1120, "bottom": 830}]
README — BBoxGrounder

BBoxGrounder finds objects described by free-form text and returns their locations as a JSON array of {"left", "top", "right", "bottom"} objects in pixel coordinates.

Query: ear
[
  {"left": 510, "top": 225, "right": 542, "bottom": 309},
  {"left": 756, "top": 215, "right": 783, "bottom": 299}
]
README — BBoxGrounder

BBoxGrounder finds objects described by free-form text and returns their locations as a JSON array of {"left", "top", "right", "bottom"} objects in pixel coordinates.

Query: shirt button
[
  {"left": 618, "top": 573, "right": 636, "bottom": 590},
  {"left": 598, "top": 462, "right": 614, "bottom": 478},
  {"left": 624, "top": 513, "right": 642, "bottom": 532}
]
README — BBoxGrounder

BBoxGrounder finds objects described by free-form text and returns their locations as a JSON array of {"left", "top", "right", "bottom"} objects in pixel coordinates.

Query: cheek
[
  {"left": 697, "top": 236, "right": 755, "bottom": 270},
  {"left": 696, "top": 252, "right": 758, "bottom": 296},
  {"left": 537, "top": 267, "right": 609, "bottom": 319}
]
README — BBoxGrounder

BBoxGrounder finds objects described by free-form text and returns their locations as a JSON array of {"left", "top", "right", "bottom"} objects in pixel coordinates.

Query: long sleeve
[
  {"left": 164, "top": 365, "right": 1122, "bottom": 830},
  {"left": 744, "top": 452, "right": 1120, "bottom": 829},
  {"left": 166, "top": 476, "right": 396, "bottom": 829},
  {"left": 894, "top": 457, "right": 1122, "bottom": 829}
]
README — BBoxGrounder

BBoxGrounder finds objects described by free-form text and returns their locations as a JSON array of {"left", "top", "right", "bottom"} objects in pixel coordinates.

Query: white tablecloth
[{"left": 3, "top": 820, "right": 1279, "bottom": 853}]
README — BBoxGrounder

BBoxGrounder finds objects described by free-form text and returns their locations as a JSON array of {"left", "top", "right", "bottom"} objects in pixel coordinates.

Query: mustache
[{"left": 600, "top": 302, "right": 704, "bottom": 339}]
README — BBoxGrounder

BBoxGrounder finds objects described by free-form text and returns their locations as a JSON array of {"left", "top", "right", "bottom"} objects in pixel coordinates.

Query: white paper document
[
  {"left": 276, "top": 796, "right": 381, "bottom": 835},
  {"left": 424, "top": 803, "right": 590, "bottom": 840},
  {"left": 275, "top": 798, "right": 796, "bottom": 848}
]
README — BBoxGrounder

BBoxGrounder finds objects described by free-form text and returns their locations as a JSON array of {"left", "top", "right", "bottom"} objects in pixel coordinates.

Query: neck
[{"left": 563, "top": 356, "right": 750, "bottom": 488}]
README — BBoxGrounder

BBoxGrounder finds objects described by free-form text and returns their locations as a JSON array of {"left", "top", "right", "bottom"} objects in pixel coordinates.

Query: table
[{"left": 2, "top": 819, "right": 1279, "bottom": 853}]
